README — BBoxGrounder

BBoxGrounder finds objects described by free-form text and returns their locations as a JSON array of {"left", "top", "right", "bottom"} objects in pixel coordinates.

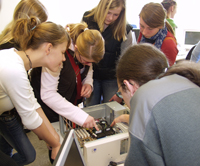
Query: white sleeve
[
  {"left": 40, "top": 67, "right": 88, "bottom": 126},
  {"left": 191, "top": 41, "right": 200, "bottom": 63},
  {"left": 1, "top": 66, "right": 42, "bottom": 130},
  {"left": 81, "top": 65, "right": 93, "bottom": 88}
]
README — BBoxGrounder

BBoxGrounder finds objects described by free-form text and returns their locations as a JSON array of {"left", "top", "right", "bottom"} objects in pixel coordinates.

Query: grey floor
[{"left": 26, "top": 131, "right": 52, "bottom": 166}]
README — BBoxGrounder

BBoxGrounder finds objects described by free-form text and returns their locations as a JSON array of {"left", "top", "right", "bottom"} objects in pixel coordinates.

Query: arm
[
  {"left": 110, "top": 114, "right": 129, "bottom": 127},
  {"left": 81, "top": 65, "right": 93, "bottom": 98},
  {"left": 40, "top": 67, "right": 88, "bottom": 126},
  {"left": 161, "top": 37, "right": 178, "bottom": 66},
  {"left": 121, "top": 31, "right": 134, "bottom": 56},
  {"left": 191, "top": 41, "right": 200, "bottom": 62},
  {"left": 2, "top": 62, "right": 60, "bottom": 159}
]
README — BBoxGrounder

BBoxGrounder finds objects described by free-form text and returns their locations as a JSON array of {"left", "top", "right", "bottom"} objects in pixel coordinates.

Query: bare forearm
[
  {"left": 36, "top": 107, "right": 60, "bottom": 141},
  {"left": 32, "top": 122, "right": 60, "bottom": 148}
]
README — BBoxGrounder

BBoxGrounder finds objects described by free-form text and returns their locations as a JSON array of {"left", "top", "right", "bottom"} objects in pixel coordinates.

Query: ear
[
  {"left": 171, "top": 6, "right": 174, "bottom": 12},
  {"left": 123, "top": 80, "right": 139, "bottom": 96},
  {"left": 45, "top": 43, "right": 53, "bottom": 55},
  {"left": 74, "top": 44, "right": 78, "bottom": 50}
]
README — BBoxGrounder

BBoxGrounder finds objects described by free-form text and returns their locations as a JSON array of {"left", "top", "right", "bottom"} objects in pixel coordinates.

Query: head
[
  {"left": 0, "top": 0, "right": 48, "bottom": 45},
  {"left": 161, "top": 0, "right": 177, "bottom": 18},
  {"left": 12, "top": 16, "right": 71, "bottom": 72},
  {"left": 67, "top": 22, "right": 104, "bottom": 66},
  {"left": 139, "top": 2, "right": 166, "bottom": 39},
  {"left": 116, "top": 43, "right": 168, "bottom": 108},
  {"left": 87, "top": 0, "right": 126, "bottom": 41}
]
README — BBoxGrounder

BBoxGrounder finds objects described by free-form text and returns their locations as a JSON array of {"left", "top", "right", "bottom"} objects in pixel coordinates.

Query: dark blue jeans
[
  {"left": 86, "top": 79, "right": 118, "bottom": 106},
  {"left": 0, "top": 109, "right": 36, "bottom": 166}
]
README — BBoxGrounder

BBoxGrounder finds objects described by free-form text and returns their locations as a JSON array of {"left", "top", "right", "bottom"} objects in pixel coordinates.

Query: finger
[
  {"left": 110, "top": 121, "right": 115, "bottom": 127},
  {"left": 94, "top": 122, "right": 99, "bottom": 131}
]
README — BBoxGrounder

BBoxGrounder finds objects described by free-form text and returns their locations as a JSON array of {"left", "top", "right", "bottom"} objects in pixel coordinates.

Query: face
[
  {"left": 171, "top": 5, "right": 177, "bottom": 18},
  {"left": 47, "top": 42, "right": 67, "bottom": 72},
  {"left": 139, "top": 17, "right": 161, "bottom": 39},
  {"left": 117, "top": 82, "right": 132, "bottom": 109},
  {"left": 104, "top": 6, "right": 122, "bottom": 25},
  {"left": 75, "top": 51, "right": 95, "bottom": 66}
]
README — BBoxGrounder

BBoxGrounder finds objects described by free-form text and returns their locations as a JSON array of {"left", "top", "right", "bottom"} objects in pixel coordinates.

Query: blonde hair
[
  {"left": 12, "top": 16, "right": 70, "bottom": 51},
  {"left": 85, "top": 0, "right": 127, "bottom": 41},
  {"left": 67, "top": 22, "right": 104, "bottom": 63},
  {"left": 0, "top": 0, "right": 48, "bottom": 47},
  {"left": 139, "top": 2, "right": 175, "bottom": 36}
]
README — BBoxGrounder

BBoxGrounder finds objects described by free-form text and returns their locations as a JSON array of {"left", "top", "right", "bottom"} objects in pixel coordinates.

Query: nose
[
  {"left": 108, "top": 14, "right": 114, "bottom": 21},
  {"left": 141, "top": 28, "right": 147, "bottom": 36}
]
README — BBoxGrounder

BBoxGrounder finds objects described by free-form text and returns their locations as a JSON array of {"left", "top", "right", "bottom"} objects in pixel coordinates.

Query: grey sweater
[{"left": 125, "top": 74, "right": 200, "bottom": 166}]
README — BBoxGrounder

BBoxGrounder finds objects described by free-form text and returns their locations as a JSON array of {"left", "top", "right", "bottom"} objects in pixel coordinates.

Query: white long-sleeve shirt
[
  {"left": 40, "top": 60, "right": 92, "bottom": 126},
  {"left": 0, "top": 48, "right": 42, "bottom": 130}
]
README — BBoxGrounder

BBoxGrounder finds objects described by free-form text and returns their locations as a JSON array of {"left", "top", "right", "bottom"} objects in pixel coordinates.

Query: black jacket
[{"left": 82, "top": 11, "right": 132, "bottom": 80}]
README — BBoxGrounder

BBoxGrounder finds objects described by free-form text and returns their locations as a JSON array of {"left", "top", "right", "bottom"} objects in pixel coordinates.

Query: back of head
[
  {"left": 12, "top": 16, "right": 70, "bottom": 51},
  {"left": 161, "top": 0, "right": 177, "bottom": 13},
  {"left": 87, "top": 0, "right": 127, "bottom": 41},
  {"left": 116, "top": 43, "right": 169, "bottom": 88},
  {"left": 13, "top": 0, "right": 48, "bottom": 22},
  {"left": 0, "top": 0, "right": 48, "bottom": 46},
  {"left": 67, "top": 22, "right": 104, "bottom": 63},
  {"left": 139, "top": 2, "right": 174, "bottom": 36}
]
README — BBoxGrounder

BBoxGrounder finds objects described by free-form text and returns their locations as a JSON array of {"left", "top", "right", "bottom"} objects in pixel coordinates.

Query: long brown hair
[
  {"left": 12, "top": 16, "right": 70, "bottom": 51},
  {"left": 139, "top": 2, "right": 175, "bottom": 36}
]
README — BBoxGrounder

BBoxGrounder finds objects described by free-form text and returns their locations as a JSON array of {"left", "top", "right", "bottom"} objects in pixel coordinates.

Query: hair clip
[{"left": 31, "top": 25, "right": 36, "bottom": 31}]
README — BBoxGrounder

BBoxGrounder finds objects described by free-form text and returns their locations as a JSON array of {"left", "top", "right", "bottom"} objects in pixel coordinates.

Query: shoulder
[
  {"left": 126, "top": 24, "right": 133, "bottom": 33},
  {"left": 163, "top": 32, "right": 177, "bottom": 46}
]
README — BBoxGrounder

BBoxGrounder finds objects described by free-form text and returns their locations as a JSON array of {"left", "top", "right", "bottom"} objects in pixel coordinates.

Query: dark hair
[
  {"left": 160, "top": 60, "right": 200, "bottom": 87},
  {"left": 161, "top": 0, "right": 177, "bottom": 12},
  {"left": 12, "top": 16, "right": 70, "bottom": 51},
  {"left": 116, "top": 43, "right": 169, "bottom": 89},
  {"left": 117, "top": 43, "right": 200, "bottom": 91}
]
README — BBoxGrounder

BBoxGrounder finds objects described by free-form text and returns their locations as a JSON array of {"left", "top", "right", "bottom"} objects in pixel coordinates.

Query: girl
[
  {"left": 30, "top": 22, "right": 104, "bottom": 129},
  {"left": 0, "top": 16, "right": 70, "bottom": 165},
  {"left": 138, "top": 2, "right": 178, "bottom": 66},
  {"left": 82, "top": 0, "right": 134, "bottom": 106}
]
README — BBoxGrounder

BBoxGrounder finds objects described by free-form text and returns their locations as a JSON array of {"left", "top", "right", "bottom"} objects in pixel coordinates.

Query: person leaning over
[
  {"left": 82, "top": 0, "right": 134, "bottom": 106},
  {"left": 0, "top": 16, "right": 71, "bottom": 165},
  {"left": 138, "top": 2, "right": 178, "bottom": 66},
  {"left": 30, "top": 22, "right": 104, "bottom": 128},
  {"left": 111, "top": 43, "right": 200, "bottom": 166}
]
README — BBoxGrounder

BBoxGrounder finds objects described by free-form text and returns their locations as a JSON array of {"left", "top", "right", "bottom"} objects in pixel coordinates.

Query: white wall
[{"left": 0, "top": 0, "right": 199, "bottom": 48}]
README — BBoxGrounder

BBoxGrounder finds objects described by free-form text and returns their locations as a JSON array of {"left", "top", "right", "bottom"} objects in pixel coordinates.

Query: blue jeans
[
  {"left": 0, "top": 109, "right": 36, "bottom": 166},
  {"left": 86, "top": 79, "right": 118, "bottom": 106}
]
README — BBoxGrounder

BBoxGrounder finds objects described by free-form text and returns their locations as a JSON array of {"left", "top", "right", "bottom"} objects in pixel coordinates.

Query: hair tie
[
  {"left": 31, "top": 25, "right": 36, "bottom": 31},
  {"left": 84, "top": 28, "right": 88, "bottom": 31}
]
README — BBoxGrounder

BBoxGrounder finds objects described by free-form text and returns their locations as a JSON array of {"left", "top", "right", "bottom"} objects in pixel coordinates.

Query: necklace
[{"left": 24, "top": 51, "right": 32, "bottom": 69}]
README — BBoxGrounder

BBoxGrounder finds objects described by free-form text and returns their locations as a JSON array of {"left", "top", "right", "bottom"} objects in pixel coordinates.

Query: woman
[
  {"left": 30, "top": 22, "right": 104, "bottom": 129},
  {"left": 161, "top": 0, "right": 178, "bottom": 33},
  {"left": 111, "top": 43, "right": 200, "bottom": 165},
  {"left": 82, "top": 0, "right": 134, "bottom": 106},
  {"left": 0, "top": 0, "right": 48, "bottom": 50},
  {"left": 138, "top": 2, "right": 178, "bottom": 66},
  {"left": 0, "top": 16, "right": 70, "bottom": 165}
]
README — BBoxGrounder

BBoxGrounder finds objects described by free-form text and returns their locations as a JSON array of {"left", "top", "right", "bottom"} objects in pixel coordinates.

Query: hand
[
  {"left": 109, "top": 94, "right": 123, "bottom": 104},
  {"left": 110, "top": 114, "right": 130, "bottom": 127},
  {"left": 83, "top": 115, "right": 99, "bottom": 131},
  {"left": 51, "top": 144, "right": 61, "bottom": 160},
  {"left": 81, "top": 84, "right": 92, "bottom": 98}
]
